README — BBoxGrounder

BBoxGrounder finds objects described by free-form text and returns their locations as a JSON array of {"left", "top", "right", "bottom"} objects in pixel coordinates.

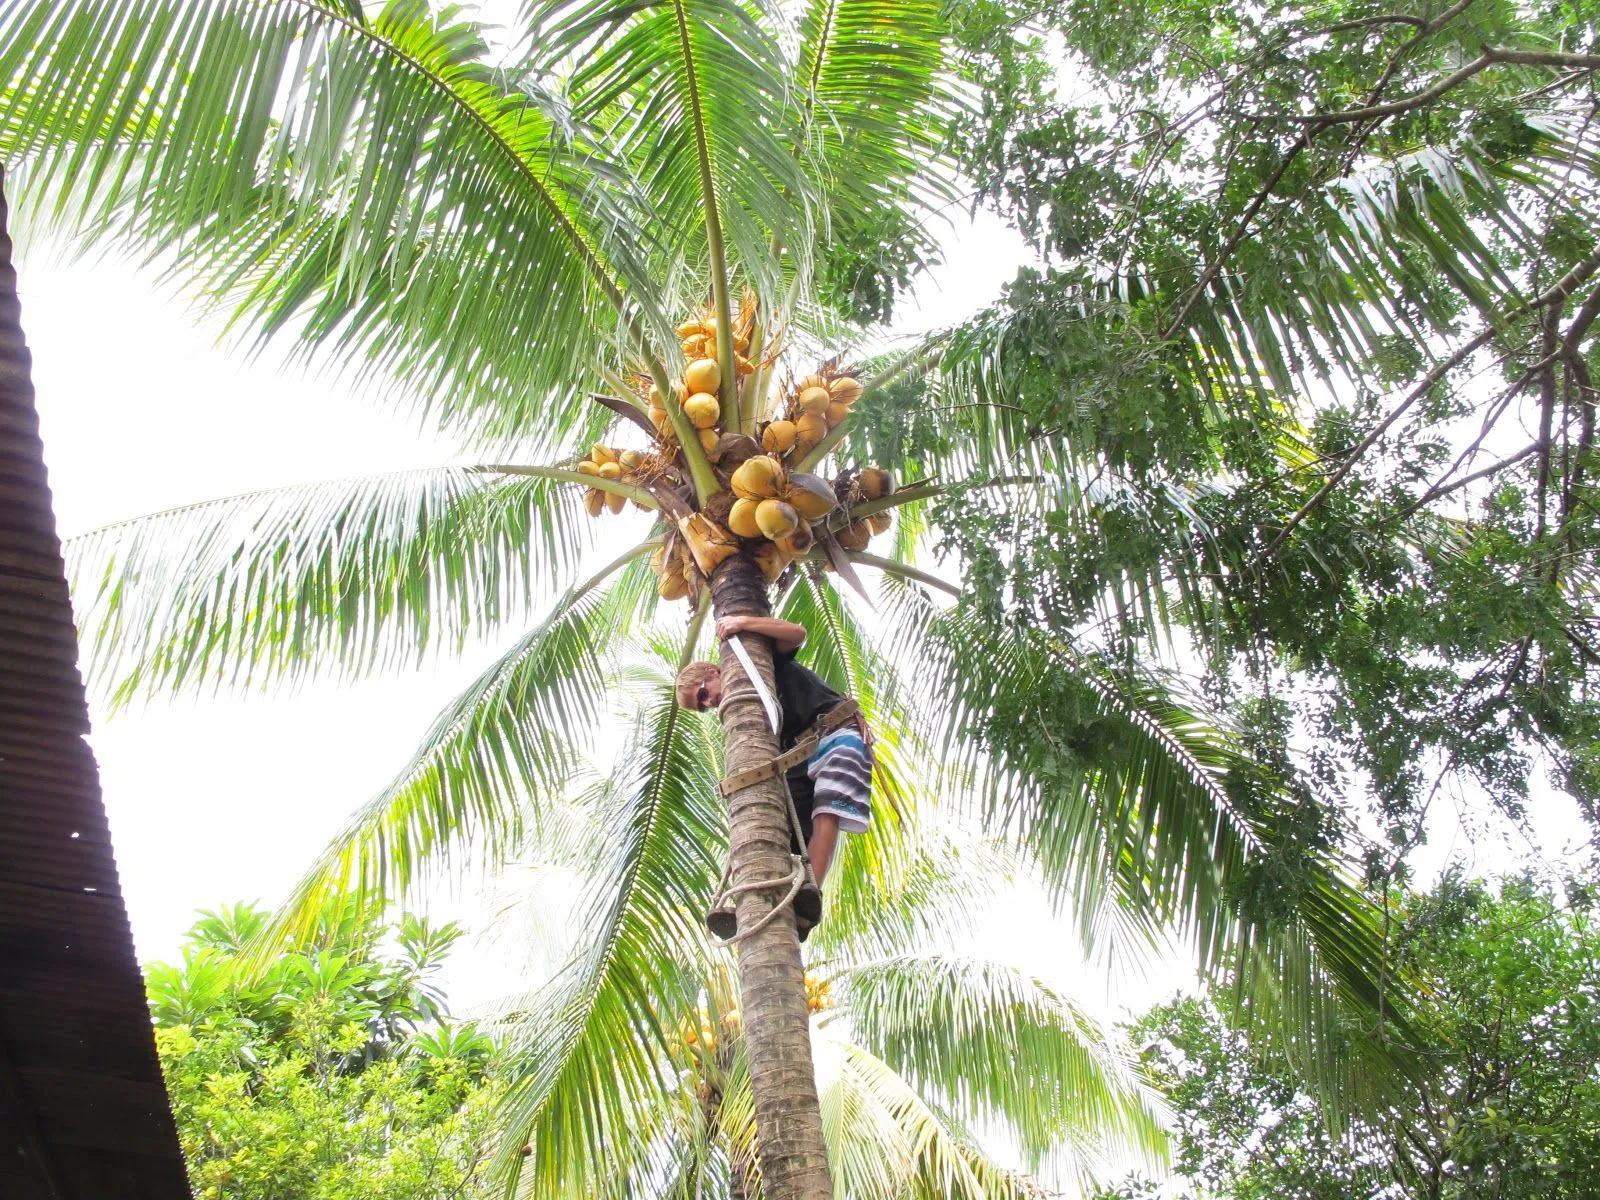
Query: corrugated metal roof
[{"left": 0, "top": 175, "right": 190, "bottom": 1198}]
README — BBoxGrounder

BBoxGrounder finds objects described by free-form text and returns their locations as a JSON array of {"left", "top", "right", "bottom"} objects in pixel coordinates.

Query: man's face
[{"left": 692, "top": 669, "right": 724, "bottom": 712}]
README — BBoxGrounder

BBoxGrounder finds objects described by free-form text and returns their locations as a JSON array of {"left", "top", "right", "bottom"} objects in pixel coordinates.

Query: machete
[{"left": 726, "top": 634, "right": 782, "bottom": 735}]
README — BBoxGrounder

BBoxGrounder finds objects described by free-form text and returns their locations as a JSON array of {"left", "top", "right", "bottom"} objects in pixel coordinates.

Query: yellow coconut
[
  {"left": 684, "top": 358, "right": 722, "bottom": 395},
  {"left": 828, "top": 376, "right": 864, "bottom": 405},
  {"left": 797, "top": 385, "right": 831, "bottom": 416},
  {"left": 591, "top": 444, "right": 619, "bottom": 465},
  {"left": 800, "top": 373, "right": 827, "bottom": 392},
  {"left": 755, "top": 499, "right": 800, "bottom": 540},
  {"left": 858, "top": 467, "right": 893, "bottom": 499},
  {"left": 836, "top": 521, "right": 871, "bottom": 551},
  {"left": 606, "top": 490, "right": 627, "bottom": 514},
  {"left": 598, "top": 461, "right": 623, "bottom": 480},
  {"left": 869, "top": 511, "right": 893, "bottom": 536},
  {"left": 775, "top": 519, "right": 813, "bottom": 556},
  {"left": 825, "top": 400, "right": 851, "bottom": 428},
  {"left": 731, "top": 454, "right": 785, "bottom": 500},
  {"left": 619, "top": 449, "right": 643, "bottom": 470},
  {"left": 576, "top": 460, "right": 601, "bottom": 477},
  {"left": 697, "top": 428, "right": 721, "bottom": 454},
  {"left": 674, "top": 320, "right": 704, "bottom": 339},
  {"left": 735, "top": 354, "right": 755, "bottom": 378},
  {"left": 728, "top": 497, "right": 764, "bottom": 539},
  {"left": 762, "top": 419, "right": 798, "bottom": 455},
  {"left": 584, "top": 488, "right": 605, "bottom": 518},
  {"left": 684, "top": 391, "right": 721, "bottom": 429},
  {"left": 795, "top": 412, "right": 828, "bottom": 446},
  {"left": 785, "top": 472, "right": 837, "bottom": 521},
  {"left": 659, "top": 570, "right": 690, "bottom": 600}
]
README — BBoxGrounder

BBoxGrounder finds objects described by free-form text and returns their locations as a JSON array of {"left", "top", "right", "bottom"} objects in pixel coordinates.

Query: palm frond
[
  {"left": 908, "top": 608, "right": 1420, "bottom": 1117},
  {"left": 66, "top": 467, "right": 591, "bottom": 703},
  {"left": 835, "top": 953, "right": 1165, "bottom": 1171},
  {"left": 815, "top": 1032, "right": 1049, "bottom": 1200},
  {"left": 0, "top": 0, "right": 650, "bottom": 442},
  {"left": 260, "top": 548, "right": 659, "bottom": 956},
  {"left": 522, "top": 0, "right": 818, "bottom": 328},
  {"left": 491, "top": 679, "right": 727, "bottom": 1197},
  {"left": 795, "top": 0, "right": 960, "bottom": 320}
]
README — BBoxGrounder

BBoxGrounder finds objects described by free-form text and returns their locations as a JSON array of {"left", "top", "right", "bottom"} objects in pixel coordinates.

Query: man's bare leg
[{"left": 807, "top": 813, "right": 840, "bottom": 886}]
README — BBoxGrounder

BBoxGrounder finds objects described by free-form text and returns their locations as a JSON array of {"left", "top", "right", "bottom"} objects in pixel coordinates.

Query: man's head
[{"left": 675, "top": 660, "right": 722, "bottom": 712}]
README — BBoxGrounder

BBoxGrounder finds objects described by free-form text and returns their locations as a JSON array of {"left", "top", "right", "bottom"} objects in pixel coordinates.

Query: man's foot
[
  {"left": 794, "top": 882, "right": 822, "bottom": 942},
  {"left": 706, "top": 905, "right": 737, "bottom": 941}
]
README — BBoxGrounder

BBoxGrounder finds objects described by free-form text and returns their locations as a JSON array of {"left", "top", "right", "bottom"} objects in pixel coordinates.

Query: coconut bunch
[
  {"left": 574, "top": 443, "right": 663, "bottom": 517},
  {"left": 758, "top": 370, "right": 863, "bottom": 460},
  {"left": 647, "top": 292, "right": 761, "bottom": 453},
  {"left": 651, "top": 538, "right": 700, "bottom": 601},
  {"left": 829, "top": 466, "right": 896, "bottom": 552},
  {"left": 720, "top": 453, "right": 841, "bottom": 582}
]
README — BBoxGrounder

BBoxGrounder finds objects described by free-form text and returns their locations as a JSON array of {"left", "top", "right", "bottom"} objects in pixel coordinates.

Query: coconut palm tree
[{"left": 0, "top": 2, "right": 1412, "bottom": 1197}]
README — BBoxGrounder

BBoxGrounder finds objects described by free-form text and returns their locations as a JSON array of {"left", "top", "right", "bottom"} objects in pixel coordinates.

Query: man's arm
[{"left": 716, "top": 615, "right": 807, "bottom": 654}]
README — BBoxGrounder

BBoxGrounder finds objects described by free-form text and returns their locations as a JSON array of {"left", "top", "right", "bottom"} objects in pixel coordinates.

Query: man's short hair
[{"left": 675, "top": 660, "right": 719, "bottom": 710}]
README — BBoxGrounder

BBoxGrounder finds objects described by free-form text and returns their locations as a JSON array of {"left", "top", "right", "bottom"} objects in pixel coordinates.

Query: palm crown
[{"left": 0, "top": 1, "right": 1426, "bottom": 1197}]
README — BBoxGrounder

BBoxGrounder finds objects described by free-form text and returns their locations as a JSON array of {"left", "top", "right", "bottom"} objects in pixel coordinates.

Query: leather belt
[{"left": 718, "top": 698, "right": 861, "bottom": 797}]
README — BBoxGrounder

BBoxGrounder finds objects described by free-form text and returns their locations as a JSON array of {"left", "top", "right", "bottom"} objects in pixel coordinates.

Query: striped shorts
[{"left": 807, "top": 728, "right": 873, "bottom": 834}]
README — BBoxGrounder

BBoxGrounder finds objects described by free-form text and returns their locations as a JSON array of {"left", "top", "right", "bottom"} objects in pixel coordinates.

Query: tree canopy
[
  {"left": 146, "top": 902, "right": 500, "bottom": 1200},
  {"left": 1100, "top": 875, "right": 1600, "bottom": 1198},
  {"left": 919, "top": 0, "right": 1600, "bottom": 872}
]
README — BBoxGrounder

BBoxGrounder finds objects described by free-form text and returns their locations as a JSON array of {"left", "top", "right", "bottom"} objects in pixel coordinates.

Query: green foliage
[
  {"left": 1101, "top": 875, "right": 1600, "bottom": 1199},
  {"left": 147, "top": 902, "right": 499, "bottom": 1200},
  {"left": 865, "top": 0, "right": 1600, "bottom": 859}
]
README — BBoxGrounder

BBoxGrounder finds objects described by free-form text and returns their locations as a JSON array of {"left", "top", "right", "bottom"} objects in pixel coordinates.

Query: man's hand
[
  {"left": 715, "top": 615, "right": 757, "bottom": 640},
  {"left": 716, "top": 615, "right": 807, "bottom": 653}
]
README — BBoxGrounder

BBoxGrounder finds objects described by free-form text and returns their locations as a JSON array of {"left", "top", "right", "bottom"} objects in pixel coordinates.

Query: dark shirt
[{"left": 773, "top": 649, "right": 844, "bottom": 827}]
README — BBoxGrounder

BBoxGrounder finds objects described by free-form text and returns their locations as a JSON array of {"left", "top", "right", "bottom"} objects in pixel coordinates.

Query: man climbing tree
[{"left": 678, "top": 615, "right": 874, "bottom": 942}]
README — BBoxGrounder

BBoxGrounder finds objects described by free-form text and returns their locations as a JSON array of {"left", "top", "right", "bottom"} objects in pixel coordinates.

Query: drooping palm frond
[
  {"left": 0, "top": 0, "right": 654, "bottom": 443},
  {"left": 835, "top": 953, "right": 1164, "bottom": 1173},
  {"left": 893, "top": 597, "right": 1418, "bottom": 1116},
  {"left": 258, "top": 548, "right": 660, "bottom": 957},
  {"left": 66, "top": 467, "right": 596, "bottom": 704},
  {"left": 794, "top": 0, "right": 960, "bottom": 319},
  {"left": 523, "top": 0, "right": 819, "bottom": 331},
  {"left": 491, "top": 680, "right": 727, "bottom": 1198},
  {"left": 814, "top": 1033, "right": 1049, "bottom": 1200}
]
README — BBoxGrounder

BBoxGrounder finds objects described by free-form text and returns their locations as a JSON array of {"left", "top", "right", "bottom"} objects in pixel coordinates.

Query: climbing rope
[
  {"left": 706, "top": 772, "right": 816, "bottom": 947},
  {"left": 705, "top": 695, "right": 859, "bottom": 948}
]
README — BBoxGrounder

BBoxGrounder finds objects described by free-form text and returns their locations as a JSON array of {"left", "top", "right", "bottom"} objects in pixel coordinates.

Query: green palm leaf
[
  {"left": 263, "top": 547, "right": 659, "bottom": 953},
  {"left": 523, "top": 0, "right": 819, "bottom": 324},
  {"left": 795, "top": 0, "right": 958, "bottom": 319},
  {"left": 815, "top": 1033, "right": 1048, "bottom": 1200},
  {"left": 899, "top": 599, "right": 1418, "bottom": 1114},
  {"left": 491, "top": 680, "right": 727, "bottom": 1197},
  {"left": 835, "top": 953, "right": 1164, "bottom": 1171},
  {"left": 0, "top": 0, "right": 650, "bottom": 441},
  {"left": 66, "top": 467, "right": 592, "bottom": 703}
]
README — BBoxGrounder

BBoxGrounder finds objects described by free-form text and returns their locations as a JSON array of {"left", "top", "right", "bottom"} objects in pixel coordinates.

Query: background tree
[
  {"left": 0, "top": 1, "right": 1425, "bottom": 1195},
  {"left": 147, "top": 902, "right": 500, "bottom": 1200},
  {"left": 926, "top": 0, "right": 1600, "bottom": 879},
  {"left": 1095, "top": 875, "right": 1600, "bottom": 1199}
]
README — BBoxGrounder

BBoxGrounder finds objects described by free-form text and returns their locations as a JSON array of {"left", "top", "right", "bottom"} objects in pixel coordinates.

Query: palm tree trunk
[{"left": 707, "top": 555, "right": 831, "bottom": 1200}]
